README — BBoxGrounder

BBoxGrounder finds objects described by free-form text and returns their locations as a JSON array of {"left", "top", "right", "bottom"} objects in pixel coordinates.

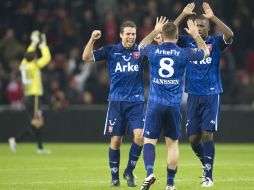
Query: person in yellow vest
[{"left": 8, "top": 31, "right": 51, "bottom": 154}]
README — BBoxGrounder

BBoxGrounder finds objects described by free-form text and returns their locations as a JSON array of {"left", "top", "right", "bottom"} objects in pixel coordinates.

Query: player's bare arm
[
  {"left": 138, "top": 16, "right": 168, "bottom": 49},
  {"left": 185, "top": 20, "right": 210, "bottom": 57},
  {"left": 202, "top": 2, "right": 234, "bottom": 40},
  {"left": 82, "top": 30, "right": 101, "bottom": 61},
  {"left": 174, "top": 2, "right": 196, "bottom": 26}
]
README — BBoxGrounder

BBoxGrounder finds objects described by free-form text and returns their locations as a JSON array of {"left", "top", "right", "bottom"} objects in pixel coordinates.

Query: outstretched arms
[
  {"left": 82, "top": 30, "right": 101, "bottom": 62},
  {"left": 185, "top": 20, "right": 210, "bottom": 58},
  {"left": 202, "top": 2, "right": 234, "bottom": 41},
  {"left": 138, "top": 16, "right": 168, "bottom": 49},
  {"left": 174, "top": 2, "right": 195, "bottom": 26}
]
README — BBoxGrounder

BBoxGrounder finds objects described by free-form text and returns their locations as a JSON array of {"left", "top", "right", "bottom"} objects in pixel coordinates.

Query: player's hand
[
  {"left": 31, "top": 117, "right": 44, "bottom": 128},
  {"left": 31, "top": 111, "right": 44, "bottom": 128},
  {"left": 202, "top": 2, "right": 214, "bottom": 19},
  {"left": 154, "top": 16, "right": 169, "bottom": 33},
  {"left": 30, "top": 30, "right": 40, "bottom": 46},
  {"left": 91, "top": 30, "right": 101, "bottom": 40},
  {"left": 184, "top": 19, "right": 199, "bottom": 38},
  {"left": 182, "top": 2, "right": 196, "bottom": 16},
  {"left": 39, "top": 33, "right": 47, "bottom": 48}
]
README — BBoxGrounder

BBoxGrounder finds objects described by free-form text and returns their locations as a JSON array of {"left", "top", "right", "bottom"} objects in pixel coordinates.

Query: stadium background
[{"left": 0, "top": 0, "right": 254, "bottom": 142}]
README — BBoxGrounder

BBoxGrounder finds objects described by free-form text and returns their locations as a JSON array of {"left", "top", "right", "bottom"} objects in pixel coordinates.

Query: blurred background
[{"left": 0, "top": 0, "right": 254, "bottom": 142}]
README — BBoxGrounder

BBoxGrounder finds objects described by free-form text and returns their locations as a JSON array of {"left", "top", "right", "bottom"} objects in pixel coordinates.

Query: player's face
[
  {"left": 195, "top": 19, "right": 210, "bottom": 39},
  {"left": 154, "top": 33, "right": 163, "bottom": 45},
  {"left": 120, "top": 27, "right": 136, "bottom": 48}
]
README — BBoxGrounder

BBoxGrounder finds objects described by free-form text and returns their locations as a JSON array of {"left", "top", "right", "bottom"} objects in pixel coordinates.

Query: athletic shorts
[
  {"left": 143, "top": 101, "right": 182, "bottom": 140},
  {"left": 104, "top": 101, "right": 145, "bottom": 136},
  {"left": 186, "top": 94, "right": 221, "bottom": 136},
  {"left": 24, "top": 96, "right": 43, "bottom": 120}
]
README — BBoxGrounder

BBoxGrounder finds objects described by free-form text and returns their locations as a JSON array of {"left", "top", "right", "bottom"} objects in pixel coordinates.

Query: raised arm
[
  {"left": 185, "top": 20, "right": 209, "bottom": 58},
  {"left": 202, "top": 2, "right": 234, "bottom": 40},
  {"left": 174, "top": 2, "right": 195, "bottom": 26},
  {"left": 82, "top": 30, "right": 101, "bottom": 62},
  {"left": 138, "top": 16, "right": 168, "bottom": 49},
  {"left": 37, "top": 34, "right": 51, "bottom": 68}
]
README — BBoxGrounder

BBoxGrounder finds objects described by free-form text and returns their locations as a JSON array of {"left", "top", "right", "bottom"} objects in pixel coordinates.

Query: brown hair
[
  {"left": 162, "top": 22, "right": 178, "bottom": 39},
  {"left": 120, "top": 21, "right": 137, "bottom": 33}
]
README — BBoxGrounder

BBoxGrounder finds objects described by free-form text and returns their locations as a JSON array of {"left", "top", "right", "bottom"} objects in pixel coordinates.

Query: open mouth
[{"left": 127, "top": 39, "right": 134, "bottom": 44}]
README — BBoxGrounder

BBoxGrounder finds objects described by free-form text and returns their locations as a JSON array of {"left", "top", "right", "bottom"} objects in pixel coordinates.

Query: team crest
[
  {"left": 133, "top": 52, "right": 140, "bottom": 60},
  {"left": 207, "top": 44, "right": 213, "bottom": 51}
]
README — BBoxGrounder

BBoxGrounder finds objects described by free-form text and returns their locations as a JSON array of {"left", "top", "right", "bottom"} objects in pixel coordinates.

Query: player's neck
[
  {"left": 164, "top": 39, "right": 177, "bottom": 44},
  {"left": 121, "top": 42, "right": 133, "bottom": 49}
]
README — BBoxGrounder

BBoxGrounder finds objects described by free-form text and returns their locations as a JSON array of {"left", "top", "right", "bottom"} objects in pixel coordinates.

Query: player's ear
[{"left": 120, "top": 33, "right": 123, "bottom": 39}]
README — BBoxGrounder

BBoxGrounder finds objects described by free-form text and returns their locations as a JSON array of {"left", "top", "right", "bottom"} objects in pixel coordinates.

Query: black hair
[{"left": 24, "top": 51, "right": 36, "bottom": 61}]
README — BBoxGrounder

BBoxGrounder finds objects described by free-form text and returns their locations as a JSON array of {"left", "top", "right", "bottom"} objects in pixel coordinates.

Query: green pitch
[{"left": 0, "top": 143, "right": 253, "bottom": 190}]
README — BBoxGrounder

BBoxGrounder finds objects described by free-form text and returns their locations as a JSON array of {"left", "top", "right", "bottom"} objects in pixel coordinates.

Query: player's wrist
[
  {"left": 192, "top": 33, "right": 200, "bottom": 39},
  {"left": 39, "top": 43, "right": 46, "bottom": 49},
  {"left": 209, "top": 15, "right": 216, "bottom": 21},
  {"left": 31, "top": 41, "right": 38, "bottom": 47},
  {"left": 90, "top": 37, "right": 97, "bottom": 43},
  {"left": 153, "top": 28, "right": 161, "bottom": 34},
  {"left": 181, "top": 11, "right": 188, "bottom": 17}
]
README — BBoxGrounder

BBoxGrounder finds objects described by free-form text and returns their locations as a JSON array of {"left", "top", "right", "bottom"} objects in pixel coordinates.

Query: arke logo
[
  {"left": 109, "top": 118, "right": 116, "bottom": 125},
  {"left": 122, "top": 55, "right": 131, "bottom": 61},
  {"left": 210, "top": 120, "right": 215, "bottom": 124}
]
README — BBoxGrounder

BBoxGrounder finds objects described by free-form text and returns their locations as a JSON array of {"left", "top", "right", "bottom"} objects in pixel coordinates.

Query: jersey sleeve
[
  {"left": 215, "top": 35, "right": 233, "bottom": 50},
  {"left": 26, "top": 44, "right": 36, "bottom": 52},
  {"left": 36, "top": 45, "right": 52, "bottom": 68},
  {"left": 139, "top": 44, "right": 156, "bottom": 57},
  {"left": 183, "top": 48, "right": 205, "bottom": 61},
  {"left": 93, "top": 45, "right": 113, "bottom": 62}
]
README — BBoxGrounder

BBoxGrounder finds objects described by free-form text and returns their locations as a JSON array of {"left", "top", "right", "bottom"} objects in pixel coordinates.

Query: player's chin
[{"left": 126, "top": 42, "right": 134, "bottom": 48}]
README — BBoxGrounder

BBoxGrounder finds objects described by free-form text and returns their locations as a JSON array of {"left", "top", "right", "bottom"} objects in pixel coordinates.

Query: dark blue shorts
[
  {"left": 104, "top": 101, "right": 145, "bottom": 136},
  {"left": 186, "top": 94, "right": 221, "bottom": 136},
  {"left": 143, "top": 101, "right": 182, "bottom": 140}
]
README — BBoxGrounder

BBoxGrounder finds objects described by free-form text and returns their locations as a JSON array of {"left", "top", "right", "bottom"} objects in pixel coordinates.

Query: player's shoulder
[
  {"left": 178, "top": 35, "right": 193, "bottom": 41},
  {"left": 139, "top": 43, "right": 157, "bottom": 53},
  {"left": 97, "top": 44, "right": 117, "bottom": 55},
  {"left": 207, "top": 35, "right": 224, "bottom": 43}
]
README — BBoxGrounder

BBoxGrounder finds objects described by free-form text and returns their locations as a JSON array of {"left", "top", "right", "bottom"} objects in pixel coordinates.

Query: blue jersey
[
  {"left": 177, "top": 35, "right": 233, "bottom": 95},
  {"left": 139, "top": 42, "right": 205, "bottom": 106},
  {"left": 93, "top": 43, "right": 145, "bottom": 102}
]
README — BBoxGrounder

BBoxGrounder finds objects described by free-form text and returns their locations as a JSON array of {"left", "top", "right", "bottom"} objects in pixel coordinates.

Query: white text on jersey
[
  {"left": 115, "top": 62, "right": 139, "bottom": 72},
  {"left": 153, "top": 77, "right": 179, "bottom": 85},
  {"left": 191, "top": 57, "right": 212, "bottom": 64},
  {"left": 155, "top": 49, "right": 180, "bottom": 56}
]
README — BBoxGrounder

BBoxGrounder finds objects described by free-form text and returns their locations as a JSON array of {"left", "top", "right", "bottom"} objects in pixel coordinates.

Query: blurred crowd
[{"left": 0, "top": 0, "right": 254, "bottom": 110}]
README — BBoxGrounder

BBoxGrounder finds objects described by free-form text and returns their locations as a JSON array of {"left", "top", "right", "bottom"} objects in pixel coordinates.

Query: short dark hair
[
  {"left": 195, "top": 15, "right": 209, "bottom": 22},
  {"left": 24, "top": 51, "right": 36, "bottom": 61},
  {"left": 120, "top": 21, "right": 137, "bottom": 33},
  {"left": 162, "top": 22, "right": 178, "bottom": 39},
  {"left": 195, "top": 15, "right": 210, "bottom": 27}
]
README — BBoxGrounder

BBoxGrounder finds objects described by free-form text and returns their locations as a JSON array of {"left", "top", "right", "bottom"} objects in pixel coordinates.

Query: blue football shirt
[
  {"left": 139, "top": 42, "right": 205, "bottom": 106},
  {"left": 177, "top": 35, "right": 233, "bottom": 95},
  {"left": 93, "top": 43, "right": 145, "bottom": 102}
]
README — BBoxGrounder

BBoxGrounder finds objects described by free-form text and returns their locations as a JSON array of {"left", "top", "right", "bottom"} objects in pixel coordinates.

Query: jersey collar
[
  {"left": 161, "top": 42, "right": 177, "bottom": 47},
  {"left": 204, "top": 35, "right": 212, "bottom": 43}
]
